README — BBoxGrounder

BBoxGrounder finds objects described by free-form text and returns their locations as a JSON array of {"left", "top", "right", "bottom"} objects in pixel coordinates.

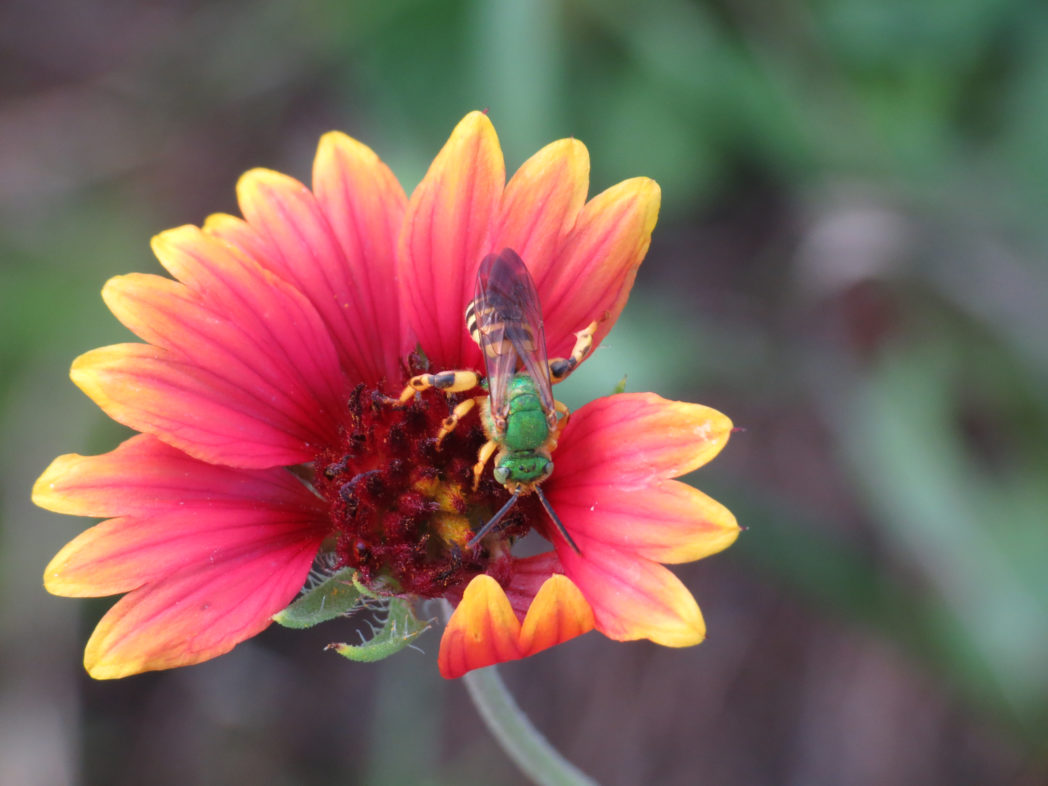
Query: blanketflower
[{"left": 34, "top": 111, "right": 739, "bottom": 680}]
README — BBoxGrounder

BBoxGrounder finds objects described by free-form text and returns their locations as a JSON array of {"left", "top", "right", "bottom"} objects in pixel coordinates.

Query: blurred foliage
[{"left": 3, "top": 0, "right": 1047, "bottom": 784}]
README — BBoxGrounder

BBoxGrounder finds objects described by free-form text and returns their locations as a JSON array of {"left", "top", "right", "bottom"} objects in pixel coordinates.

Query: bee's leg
[
  {"left": 543, "top": 397, "right": 571, "bottom": 435},
  {"left": 472, "top": 441, "right": 500, "bottom": 490},
  {"left": 547, "top": 399, "right": 571, "bottom": 442},
  {"left": 392, "top": 370, "right": 482, "bottom": 404},
  {"left": 436, "top": 396, "right": 479, "bottom": 445},
  {"left": 548, "top": 320, "right": 598, "bottom": 383}
]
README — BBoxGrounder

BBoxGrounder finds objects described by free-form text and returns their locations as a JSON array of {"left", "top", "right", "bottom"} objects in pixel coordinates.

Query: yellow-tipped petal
[
  {"left": 560, "top": 542, "right": 706, "bottom": 647},
  {"left": 493, "top": 137, "right": 590, "bottom": 287},
  {"left": 519, "top": 574, "right": 594, "bottom": 656},
  {"left": 555, "top": 393, "right": 734, "bottom": 484},
  {"left": 313, "top": 130, "right": 408, "bottom": 380},
  {"left": 82, "top": 533, "right": 317, "bottom": 679},
  {"left": 540, "top": 177, "right": 661, "bottom": 361},
  {"left": 398, "top": 111, "right": 506, "bottom": 370},
  {"left": 438, "top": 574, "right": 521, "bottom": 678},
  {"left": 438, "top": 571, "right": 596, "bottom": 678},
  {"left": 550, "top": 479, "right": 740, "bottom": 564}
]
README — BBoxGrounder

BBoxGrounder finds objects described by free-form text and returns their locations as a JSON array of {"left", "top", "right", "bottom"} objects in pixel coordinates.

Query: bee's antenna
[
  {"left": 468, "top": 491, "right": 521, "bottom": 549},
  {"left": 535, "top": 486, "right": 581, "bottom": 554}
]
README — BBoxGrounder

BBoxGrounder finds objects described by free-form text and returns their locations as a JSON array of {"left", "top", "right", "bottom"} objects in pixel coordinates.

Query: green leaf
[
  {"left": 326, "top": 598, "right": 431, "bottom": 663},
  {"left": 610, "top": 374, "right": 628, "bottom": 395},
  {"left": 272, "top": 568, "right": 365, "bottom": 629}
]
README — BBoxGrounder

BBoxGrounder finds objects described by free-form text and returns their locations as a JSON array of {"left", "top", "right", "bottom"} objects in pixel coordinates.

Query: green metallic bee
[{"left": 397, "top": 248, "right": 597, "bottom": 552}]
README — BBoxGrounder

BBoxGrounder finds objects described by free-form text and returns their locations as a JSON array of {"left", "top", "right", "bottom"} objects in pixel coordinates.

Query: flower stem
[{"left": 461, "top": 664, "right": 598, "bottom": 786}]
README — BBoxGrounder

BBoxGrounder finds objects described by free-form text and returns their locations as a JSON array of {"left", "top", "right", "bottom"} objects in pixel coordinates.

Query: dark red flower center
[{"left": 312, "top": 360, "right": 540, "bottom": 600}]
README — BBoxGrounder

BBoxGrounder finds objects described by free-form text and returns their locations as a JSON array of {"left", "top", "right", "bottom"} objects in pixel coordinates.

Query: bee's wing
[{"left": 469, "top": 249, "right": 555, "bottom": 422}]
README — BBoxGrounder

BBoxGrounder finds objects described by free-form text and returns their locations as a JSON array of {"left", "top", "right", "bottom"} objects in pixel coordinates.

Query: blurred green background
[{"left": 3, "top": 0, "right": 1047, "bottom": 784}]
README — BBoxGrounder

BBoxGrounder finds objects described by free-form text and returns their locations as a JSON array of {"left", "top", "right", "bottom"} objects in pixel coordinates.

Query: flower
[{"left": 34, "top": 111, "right": 739, "bottom": 680}]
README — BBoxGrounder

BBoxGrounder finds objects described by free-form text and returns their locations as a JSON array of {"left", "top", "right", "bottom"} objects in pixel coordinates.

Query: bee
[{"left": 397, "top": 248, "right": 597, "bottom": 552}]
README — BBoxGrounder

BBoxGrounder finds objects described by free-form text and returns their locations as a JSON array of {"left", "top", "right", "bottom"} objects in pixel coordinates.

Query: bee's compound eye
[{"left": 530, "top": 461, "right": 553, "bottom": 484}]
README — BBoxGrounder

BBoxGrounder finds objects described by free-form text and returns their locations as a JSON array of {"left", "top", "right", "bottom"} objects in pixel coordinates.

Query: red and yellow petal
[
  {"left": 102, "top": 270, "right": 342, "bottom": 452},
  {"left": 75, "top": 224, "right": 349, "bottom": 468},
  {"left": 36, "top": 434, "right": 328, "bottom": 597},
  {"left": 33, "top": 432, "right": 324, "bottom": 517},
  {"left": 312, "top": 131, "right": 409, "bottom": 384},
  {"left": 553, "top": 392, "right": 733, "bottom": 486},
  {"left": 203, "top": 212, "right": 273, "bottom": 265},
  {"left": 83, "top": 534, "right": 319, "bottom": 679},
  {"left": 547, "top": 479, "right": 739, "bottom": 564},
  {"left": 46, "top": 514, "right": 323, "bottom": 599},
  {"left": 398, "top": 111, "right": 506, "bottom": 370},
  {"left": 71, "top": 343, "right": 323, "bottom": 469},
  {"left": 233, "top": 168, "right": 399, "bottom": 385},
  {"left": 501, "top": 550, "right": 562, "bottom": 619},
  {"left": 438, "top": 575, "right": 521, "bottom": 678},
  {"left": 437, "top": 572, "right": 594, "bottom": 679},
  {"left": 557, "top": 541, "right": 705, "bottom": 647},
  {"left": 492, "top": 138, "right": 589, "bottom": 291},
  {"left": 539, "top": 178, "right": 660, "bottom": 361},
  {"left": 149, "top": 226, "right": 346, "bottom": 415},
  {"left": 518, "top": 574, "right": 594, "bottom": 656}
]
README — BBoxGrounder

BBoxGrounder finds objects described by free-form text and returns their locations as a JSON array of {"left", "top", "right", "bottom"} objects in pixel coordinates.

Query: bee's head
[{"left": 494, "top": 451, "right": 552, "bottom": 488}]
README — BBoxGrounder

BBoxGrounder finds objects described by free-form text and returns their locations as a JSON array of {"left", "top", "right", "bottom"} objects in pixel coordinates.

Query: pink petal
[
  {"left": 71, "top": 343, "right": 325, "bottom": 468},
  {"left": 312, "top": 131, "right": 409, "bottom": 386},
  {"left": 492, "top": 138, "right": 589, "bottom": 289},
  {"left": 104, "top": 265, "right": 344, "bottom": 453},
  {"left": 558, "top": 540, "right": 705, "bottom": 647},
  {"left": 79, "top": 225, "right": 351, "bottom": 467},
  {"left": 502, "top": 551, "right": 563, "bottom": 619},
  {"left": 438, "top": 574, "right": 521, "bottom": 679},
  {"left": 232, "top": 168, "right": 399, "bottom": 385},
  {"left": 204, "top": 212, "right": 273, "bottom": 264},
  {"left": 149, "top": 227, "right": 345, "bottom": 415},
  {"left": 398, "top": 111, "right": 506, "bottom": 370},
  {"left": 83, "top": 534, "right": 319, "bottom": 679},
  {"left": 517, "top": 574, "right": 594, "bottom": 657},
  {"left": 38, "top": 435, "right": 327, "bottom": 596},
  {"left": 553, "top": 393, "right": 733, "bottom": 486},
  {"left": 437, "top": 572, "right": 593, "bottom": 679},
  {"left": 539, "top": 178, "right": 660, "bottom": 361},
  {"left": 547, "top": 479, "right": 738, "bottom": 564},
  {"left": 34, "top": 433, "right": 322, "bottom": 517}
]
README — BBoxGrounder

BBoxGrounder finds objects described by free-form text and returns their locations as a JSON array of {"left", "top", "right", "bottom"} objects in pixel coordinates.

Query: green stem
[{"left": 460, "top": 663, "right": 598, "bottom": 786}]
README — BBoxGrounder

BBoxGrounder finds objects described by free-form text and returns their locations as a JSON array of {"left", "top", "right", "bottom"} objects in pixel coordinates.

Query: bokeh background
[{"left": 3, "top": 1, "right": 1047, "bottom": 784}]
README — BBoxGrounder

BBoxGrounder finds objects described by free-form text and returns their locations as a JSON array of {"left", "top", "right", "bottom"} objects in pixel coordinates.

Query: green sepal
[
  {"left": 272, "top": 568, "right": 365, "bottom": 629},
  {"left": 325, "top": 598, "right": 431, "bottom": 663},
  {"left": 610, "top": 374, "right": 628, "bottom": 395}
]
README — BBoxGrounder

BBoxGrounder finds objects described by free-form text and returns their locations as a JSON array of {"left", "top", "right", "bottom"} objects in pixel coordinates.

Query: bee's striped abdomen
[{"left": 466, "top": 298, "right": 538, "bottom": 360}]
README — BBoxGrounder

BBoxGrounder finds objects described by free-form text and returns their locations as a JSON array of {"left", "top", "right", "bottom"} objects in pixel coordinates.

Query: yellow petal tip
[
  {"left": 652, "top": 609, "right": 706, "bottom": 648},
  {"left": 236, "top": 167, "right": 300, "bottom": 202}
]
